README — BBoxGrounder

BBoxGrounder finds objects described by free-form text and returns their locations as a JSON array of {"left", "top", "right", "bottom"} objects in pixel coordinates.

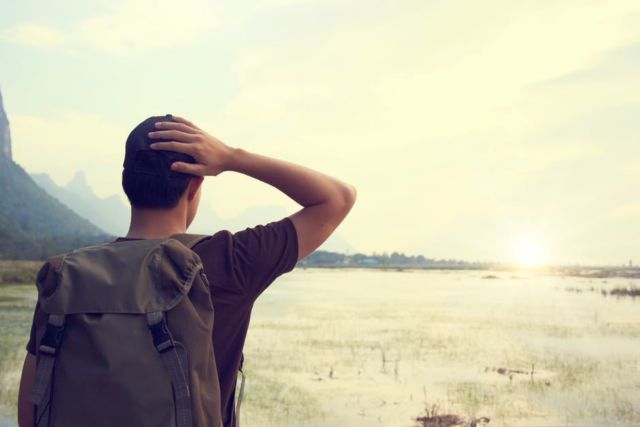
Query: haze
[{"left": 1, "top": 0, "right": 638, "bottom": 265}]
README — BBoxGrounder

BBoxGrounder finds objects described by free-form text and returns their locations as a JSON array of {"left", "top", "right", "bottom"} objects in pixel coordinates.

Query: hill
[
  {"left": 31, "top": 171, "right": 130, "bottom": 236},
  {"left": 0, "top": 90, "right": 113, "bottom": 259}
]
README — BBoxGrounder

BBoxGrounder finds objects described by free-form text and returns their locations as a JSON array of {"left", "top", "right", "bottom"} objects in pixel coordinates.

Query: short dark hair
[
  {"left": 121, "top": 115, "right": 195, "bottom": 209},
  {"left": 122, "top": 159, "right": 193, "bottom": 209}
]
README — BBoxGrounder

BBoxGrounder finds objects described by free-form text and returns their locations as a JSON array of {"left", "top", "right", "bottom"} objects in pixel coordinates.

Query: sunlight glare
[{"left": 514, "top": 236, "right": 547, "bottom": 267}]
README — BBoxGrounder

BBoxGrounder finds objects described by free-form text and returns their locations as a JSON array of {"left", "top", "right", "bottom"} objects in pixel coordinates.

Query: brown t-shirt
[{"left": 26, "top": 216, "right": 299, "bottom": 427}]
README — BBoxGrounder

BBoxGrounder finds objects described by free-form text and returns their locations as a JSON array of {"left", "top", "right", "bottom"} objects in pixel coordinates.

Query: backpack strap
[
  {"left": 235, "top": 354, "right": 246, "bottom": 427},
  {"left": 147, "top": 311, "right": 193, "bottom": 427},
  {"left": 28, "top": 313, "right": 66, "bottom": 427},
  {"left": 161, "top": 233, "right": 209, "bottom": 426}
]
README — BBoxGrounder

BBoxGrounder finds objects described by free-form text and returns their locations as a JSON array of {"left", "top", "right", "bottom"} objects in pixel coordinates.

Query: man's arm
[
  {"left": 148, "top": 116, "right": 357, "bottom": 261},
  {"left": 226, "top": 148, "right": 356, "bottom": 261},
  {"left": 17, "top": 352, "right": 36, "bottom": 427}
]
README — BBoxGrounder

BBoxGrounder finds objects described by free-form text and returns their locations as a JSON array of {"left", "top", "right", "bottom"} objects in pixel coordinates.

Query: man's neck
[{"left": 125, "top": 206, "right": 187, "bottom": 239}]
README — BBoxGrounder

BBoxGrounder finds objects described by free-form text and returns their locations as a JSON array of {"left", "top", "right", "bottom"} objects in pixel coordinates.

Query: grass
[
  {"left": 609, "top": 286, "right": 640, "bottom": 297},
  {"left": 1, "top": 269, "right": 640, "bottom": 426},
  {"left": 0, "top": 284, "right": 37, "bottom": 422},
  {"left": 240, "top": 368, "right": 325, "bottom": 427},
  {"left": 0, "top": 261, "right": 42, "bottom": 286}
]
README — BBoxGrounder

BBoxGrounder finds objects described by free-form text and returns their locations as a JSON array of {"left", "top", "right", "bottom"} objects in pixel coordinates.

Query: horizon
[
  {"left": 1, "top": 0, "right": 639, "bottom": 266},
  {"left": 299, "top": 247, "right": 640, "bottom": 270}
]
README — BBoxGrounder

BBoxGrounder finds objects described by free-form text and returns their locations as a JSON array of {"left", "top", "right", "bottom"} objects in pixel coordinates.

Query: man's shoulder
[{"left": 190, "top": 229, "right": 233, "bottom": 253}]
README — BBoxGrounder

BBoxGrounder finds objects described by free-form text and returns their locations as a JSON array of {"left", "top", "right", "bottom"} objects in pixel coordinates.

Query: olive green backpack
[{"left": 27, "top": 234, "right": 223, "bottom": 427}]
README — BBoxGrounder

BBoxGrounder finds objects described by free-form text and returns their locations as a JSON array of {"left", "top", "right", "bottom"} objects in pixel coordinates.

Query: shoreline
[{"left": 1, "top": 260, "right": 639, "bottom": 287}]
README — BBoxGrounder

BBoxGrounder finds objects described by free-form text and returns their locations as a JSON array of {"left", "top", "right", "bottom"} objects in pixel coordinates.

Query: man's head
[{"left": 122, "top": 114, "right": 203, "bottom": 226}]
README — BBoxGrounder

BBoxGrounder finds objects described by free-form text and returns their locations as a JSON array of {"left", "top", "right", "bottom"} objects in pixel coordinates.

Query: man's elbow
[
  {"left": 323, "top": 183, "right": 356, "bottom": 220},
  {"left": 339, "top": 184, "right": 357, "bottom": 212}
]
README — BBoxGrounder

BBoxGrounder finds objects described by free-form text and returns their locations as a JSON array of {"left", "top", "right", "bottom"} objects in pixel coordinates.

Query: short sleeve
[{"left": 231, "top": 216, "right": 298, "bottom": 300}]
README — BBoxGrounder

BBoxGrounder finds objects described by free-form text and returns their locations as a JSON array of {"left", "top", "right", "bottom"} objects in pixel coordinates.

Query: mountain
[
  {"left": 0, "top": 91, "right": 11, "bottom": 160},
  {"left": 32, "top": 171, "right": 356, "bottom": 252},
  {"left": 30, "top": 169, "right": 298, "bottom": 237},
  {"left": 31, "top": 171, "right": 130, "bottom": 236},
  {"left": 193, "top": 203, "right": 355, "bottom": 252},
  {"left": 0, "top": 90, "right": 113, "bottom": 260},
  {"left": 191, "top": 204, "right": 288, "bottom": 234},
  {"left": 6, "top": 86, "right": 353, "bottom": 251}
]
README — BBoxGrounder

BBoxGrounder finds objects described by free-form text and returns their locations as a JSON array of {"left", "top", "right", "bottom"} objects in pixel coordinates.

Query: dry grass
[{"left": 0, "top": 260, "right": 42, "bottom": 285}]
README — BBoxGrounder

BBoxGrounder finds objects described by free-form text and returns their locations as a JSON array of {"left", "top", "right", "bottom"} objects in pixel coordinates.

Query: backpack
[{"left": 27, "top": 234, "right": 223, "bottom": 427}]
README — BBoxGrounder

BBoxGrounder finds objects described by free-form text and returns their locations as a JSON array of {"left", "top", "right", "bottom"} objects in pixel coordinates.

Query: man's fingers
[
  {"left": 172, "top": 115, "right": 200, "bottom": 130},
  {"left": 149, "top": 141, "right": 196, "bottom": 156},
  {"left": 154, "top": 121, "right": 199, "bottom": 134},
  {"left": 148, "top": 129, "right": 198, "bottom": 142},
  {"left": 171, "top": 161, "right": 206, "bottom": 176}
]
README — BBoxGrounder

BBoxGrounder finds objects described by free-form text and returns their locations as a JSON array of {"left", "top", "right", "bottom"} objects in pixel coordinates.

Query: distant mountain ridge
[
  {"left": 30, "top": 171, "right": 295, "bottom": 237},
  {"left": 0, "top": 90, "right": 113, "bottom": 260},
  {"left": 31, "top": 171, "right": 131, "bottom": 236},
  {"left": 1, "top": 88, "right": 354, "bottom": 256},
  {"left": 0, "top": 91, "right": 11, "bottom": 160},
  {"left": 32, "top": 172, "right": 356, "bottom": 254}
]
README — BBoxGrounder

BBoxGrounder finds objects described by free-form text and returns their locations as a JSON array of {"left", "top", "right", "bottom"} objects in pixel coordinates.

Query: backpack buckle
[
  {"left": 39, "top": 322, "right": 65, "bottom": 356},
  {"left": 149, "top": 316, "right": 175, "bottom": 353}
]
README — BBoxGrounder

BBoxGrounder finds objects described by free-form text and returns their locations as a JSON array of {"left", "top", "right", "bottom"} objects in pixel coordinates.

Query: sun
[{"left": 514, "top": 236, "right": 547, "bottom": 267}]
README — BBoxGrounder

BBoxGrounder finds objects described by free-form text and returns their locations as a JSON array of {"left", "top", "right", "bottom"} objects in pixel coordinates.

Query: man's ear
[{"left": 186, "top": 176, "right": 205, "bottom": 201}]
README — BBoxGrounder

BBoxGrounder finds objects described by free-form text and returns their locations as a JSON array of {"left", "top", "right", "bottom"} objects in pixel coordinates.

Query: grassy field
[
  {"left": 1, "top": 268, "right": 639, "bottom": 426},
  {"left": 0, "top": 284, "right": 37, "bottom": 426},
  {"left": 242, "top": 269, "right": 640, "bottom": 427},
  {"left": 0, "top": 261, "right": 41, "bottom": 286}
]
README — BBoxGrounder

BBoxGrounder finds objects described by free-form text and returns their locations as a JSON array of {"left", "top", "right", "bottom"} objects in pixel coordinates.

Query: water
[{"left": 1, "top": 269, "right": 639, "bottom": 426}]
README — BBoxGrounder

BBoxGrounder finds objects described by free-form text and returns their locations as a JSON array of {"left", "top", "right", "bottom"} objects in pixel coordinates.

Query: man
[{"left": 17, "top": 114, "right": 357, "bottom": 426}]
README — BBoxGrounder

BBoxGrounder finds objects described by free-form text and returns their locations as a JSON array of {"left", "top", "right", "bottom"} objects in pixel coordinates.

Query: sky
[{"left": 1, "top": 0, "right": 639, "bottom": 266}]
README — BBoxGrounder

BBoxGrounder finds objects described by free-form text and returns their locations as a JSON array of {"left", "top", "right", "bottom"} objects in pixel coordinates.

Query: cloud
[
  {"left": 2, "top": 0, "right": 216, "bottom": 55},
  {"left": 77, "top": 0, "right": 216, "bottom": 54},
  {"left": 2, "top": 23, "right": 67, "bottom": 48}
]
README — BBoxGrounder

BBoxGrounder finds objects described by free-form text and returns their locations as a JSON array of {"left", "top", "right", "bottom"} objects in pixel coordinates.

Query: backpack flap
[{"left": 37, "top": 237, "right": 205, "bottom": 315}]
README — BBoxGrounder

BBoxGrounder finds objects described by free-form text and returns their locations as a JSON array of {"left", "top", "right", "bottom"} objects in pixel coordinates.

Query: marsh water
[{"left": 1, "top": 269, "right": 639, "bottom": 426}]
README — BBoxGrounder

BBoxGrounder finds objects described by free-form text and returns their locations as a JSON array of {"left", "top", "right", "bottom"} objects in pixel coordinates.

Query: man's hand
[{"left": 148, "top": 116, "right": 234, "bottom": 176}]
